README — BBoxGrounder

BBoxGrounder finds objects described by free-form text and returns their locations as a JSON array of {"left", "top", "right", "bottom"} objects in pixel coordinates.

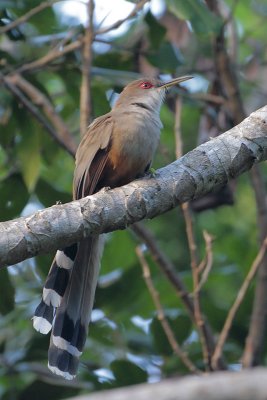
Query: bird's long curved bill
[{"left": 158, "top": 75, "right": 193, "bottom": 89}]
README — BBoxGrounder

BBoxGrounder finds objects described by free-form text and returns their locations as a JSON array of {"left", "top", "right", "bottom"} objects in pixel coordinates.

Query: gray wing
[{"left": 73, "top": 113, "right": 114, "bottom": 199}]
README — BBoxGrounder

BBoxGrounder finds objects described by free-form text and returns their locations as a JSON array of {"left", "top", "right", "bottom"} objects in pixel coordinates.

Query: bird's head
[{"left": 114, "top": 76, "right": 193, "bottom": 112}]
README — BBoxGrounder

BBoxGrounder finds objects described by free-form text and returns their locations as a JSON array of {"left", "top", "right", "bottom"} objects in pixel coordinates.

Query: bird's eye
[{"left": 140, "top": 81, "right": 153, "bottom": 89}]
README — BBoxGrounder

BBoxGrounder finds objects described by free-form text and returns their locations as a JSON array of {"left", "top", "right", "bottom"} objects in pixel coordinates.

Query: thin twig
[
  {"left": 95, "top": 0, "right": 149, "bottom": 36},
  {"left": 174, "top": 96, "right": 183, "bottom": 158},
  {"left": 17, "top": 39, "right": 83, "bottom": 74},
  {"left": 15, "top": 0, "right": 149, "bottom": 75},
  {"left": 80, "top": 0, "right": 94, "bottom": 136},
  {"left": 7, "top": 74, "right": 77, "bottom": 155},
  {"left": 0, "top": 0, "right": 60, "bottom": 35},
  {"left": 174, "top": 97, "right": 211, "bottom": 369},
  {"left": 211, "top": 237, "right": 267, "bottom": 369},
  {"left": 136, "top": 245, "right": 201, "bottom": 374},
  {"left": 196, "top": 231, "right": 214, "bottom": 290}
]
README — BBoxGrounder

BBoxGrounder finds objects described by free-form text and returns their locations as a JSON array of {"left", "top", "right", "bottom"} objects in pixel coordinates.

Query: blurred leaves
[
  {"left": 145, "top": 11, "right": 166, "bottom": 50},
  {"left": 151, "top": 315, "right": 192, "bottom": 356},
  {"left": 147, "top": 42, "right": 183, "bottom": 71},
  {"left": 17, "top": 130, "right": 41, "bottom": 192},
  {"left": 110, "top": 360, "right": 148, "bottom": 386},
  {"left": 0, "top": 269, "right": 14, "bottom": 314},
  {"left": 0, "top": 173, "right": 29, "bottom": 220},
  {"left": 166, "top": 0, "right": 222, "bottom": 35}
]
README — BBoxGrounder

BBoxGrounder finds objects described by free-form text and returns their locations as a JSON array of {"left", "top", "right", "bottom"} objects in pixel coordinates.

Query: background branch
[
  {"left": 174, "top": 96, "right": 211, "bottom": 368},
  {"left": 131, "top": 223, "right": 222, "bottom": 368},
  {"left": 136, "top": 246, "right": 200, "bottom": 374},
  {"left": 212, "top": 237, "right": 267, "bottom": 369},
  {"left": 0, "top": 0, "right": 60, "bottom": 34},
  {"left": 94, "top": 0, "right": 149, "bottom": 36},
  {"left": 207, "top": 0, "right": 267, "bottom": 368},
  {"left": 80, "top": 0, "right": 94, "bottom": 136}
]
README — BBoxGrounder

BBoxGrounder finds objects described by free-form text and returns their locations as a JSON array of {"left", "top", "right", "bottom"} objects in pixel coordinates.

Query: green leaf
[
  {"left": 166, "top": 0, "right": 222, "bottom": 34},
  {"left": 0, "top": 269, "right": 15, "bottom": 314},
  {"left": 145, "top": 11, "right": 166, "bottom": 50},
  {"left": 110, "top": 359, "right": 148, "bottom": 386},
  {"left": 17, "top": 131, "right": 41, "bottom": 192},
  {"left": 101, "top": 230, "right": 137, "bottom": 274},
  {"left": 0, "top": 173, "right": 29, "bottom": 220},
  {"left": 147, "top": 42, "right": 183, "bottom": 71},
  {"left": 35, "top": 178, "right": 71, "bottom": 207},
  {"left": 150, "top": 314, "right": 192, "bottom": 355},
  {"left": 91, "top": 81, "right": 112, "bottom": 117}
]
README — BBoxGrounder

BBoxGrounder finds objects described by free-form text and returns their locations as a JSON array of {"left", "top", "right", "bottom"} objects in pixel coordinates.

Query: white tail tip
[
  {"left": 48, "top": 363, "right": 75, "bottom": 380},
  {"left": 43, "top": 288, "right": 62, "bottom": 308},
  {"left": 32, "top": 316, "right": 52, "bottom": 334}
]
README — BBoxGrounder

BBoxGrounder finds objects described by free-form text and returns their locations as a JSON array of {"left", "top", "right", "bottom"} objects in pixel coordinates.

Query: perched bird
[{"left": 33, "top": 75, "right": 192, "bottom": 380}]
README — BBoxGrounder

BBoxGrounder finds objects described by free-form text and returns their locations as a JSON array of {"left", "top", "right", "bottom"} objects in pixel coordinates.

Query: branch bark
[
  {"left": 64, "top": 368, "right": 267, "bottom": 400},
  {"left": 0, "top": 105, "right": 267, "bottom": 268}
]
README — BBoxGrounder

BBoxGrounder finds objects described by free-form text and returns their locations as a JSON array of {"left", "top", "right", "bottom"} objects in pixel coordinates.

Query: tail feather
[
  {"left": 48, "top": 343, "right": 79, "bottom": 380},
  {"left": 33, "top": 243, "right": 78, "bottom": 332},
  {"left": 32, "top": 299, "right": 54, "bottom": 334},
  {"left": 44, "top": 243, "right": 78, "bottom": 307},
  {"left": 55, "top": 243, "right": 78, "bottom": 269},
  {"left": 48, "top": 236, "right": 104, "bottom": 379},
  {"left": 43, "top": 265, "right": 69, "bottom": 307},
  {"left": 33, "top": 237, "right": 104, "bottom": 379}
]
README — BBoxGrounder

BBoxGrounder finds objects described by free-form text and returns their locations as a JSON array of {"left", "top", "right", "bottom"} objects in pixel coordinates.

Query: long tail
[{"left": 33, "top": 236, "right": 104, "bottom": 380}]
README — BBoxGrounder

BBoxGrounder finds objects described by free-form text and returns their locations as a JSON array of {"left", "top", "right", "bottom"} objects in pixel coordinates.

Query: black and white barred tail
[{"left": 33, "top": 236, "right": 104, "bottom": 380}]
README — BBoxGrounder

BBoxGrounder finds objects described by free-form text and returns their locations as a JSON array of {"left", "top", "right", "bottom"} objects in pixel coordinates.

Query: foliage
[{"left": 0, "top": 0, "right": 267, "bottom": 398}]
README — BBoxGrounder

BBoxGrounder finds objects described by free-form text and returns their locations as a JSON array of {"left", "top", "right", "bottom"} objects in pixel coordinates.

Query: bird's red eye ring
[{"left": 140, "top": 81, "right": 154, "bottom": 89}]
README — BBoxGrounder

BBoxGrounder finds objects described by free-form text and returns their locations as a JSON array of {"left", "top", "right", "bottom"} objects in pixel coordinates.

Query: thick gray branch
[
  {"left": 1, "top": 106, "right": 267, "bottom": 268},
  {"left": 64, "top": 368, "right": 267, "bottom": 400}
]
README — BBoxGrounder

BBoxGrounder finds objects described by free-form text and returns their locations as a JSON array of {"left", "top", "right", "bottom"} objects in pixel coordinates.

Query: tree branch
[
  {"left": 0, "top": 105, "right": 266, "bottom": 268},
  {"left": 0, "top": 0, "right": 60, "bottom": 35},
  {"left": 17, "top": 39, "right": 84, "bottom": 74},
  {"left": 64, "top": 368, "right": 267, "bottom": 400}
]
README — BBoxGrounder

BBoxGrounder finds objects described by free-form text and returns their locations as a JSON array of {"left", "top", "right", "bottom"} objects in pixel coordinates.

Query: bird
[{"left": 32, "top": 75, "right": 193, "bottom": 380}]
